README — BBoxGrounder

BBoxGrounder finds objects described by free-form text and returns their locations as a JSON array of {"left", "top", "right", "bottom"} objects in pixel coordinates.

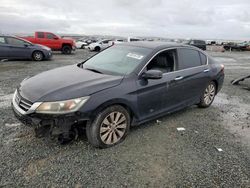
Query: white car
[
  {"left": 76, "top": 40, "right": 88, "bottom": 49},
  {"left": 108, "top": 39, "right": 126, "bottom": 46},
  {"left": 88, "top": 39, "right": 112, "bottom": 51}
]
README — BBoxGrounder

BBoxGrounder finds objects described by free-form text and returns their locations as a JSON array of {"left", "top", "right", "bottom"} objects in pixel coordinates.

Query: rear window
[
  {"left": 130, "top": 38, "right": 140, "bottom": 42},
  {"left": 37, "top": 32, "right": 44, "bottom": 38},
  {"left": 101, "top": 40, "right": 110, "bottom": 44},
  {"left": 195, "top": 40, "right": 206, "bottom": 44},
  {"left": 6, "top": 37, "right": 26, "bottom": 46},
  {"left": 0, "top": 37, "right": 6, "bottom": 44},
  {"left": 178, "top": 49, "right": 202, "bottom": 70}
]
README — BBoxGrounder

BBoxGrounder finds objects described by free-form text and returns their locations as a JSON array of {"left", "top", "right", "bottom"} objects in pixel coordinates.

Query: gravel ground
[{"left": 0, "top": 49, "right": 250, "bottom": 187}]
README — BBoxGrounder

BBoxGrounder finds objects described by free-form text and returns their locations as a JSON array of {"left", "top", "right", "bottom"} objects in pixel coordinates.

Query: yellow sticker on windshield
[{"left": 127, "top": 53, "right": 144, "bottom": 60}]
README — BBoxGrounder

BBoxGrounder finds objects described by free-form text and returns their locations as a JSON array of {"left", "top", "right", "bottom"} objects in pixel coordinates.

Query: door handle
[
  {"left": 174, "top": 76, "right": 183, "bottom": 81},
  {"left": 203, "top": 69, "right": 210, "bottom": 73}
]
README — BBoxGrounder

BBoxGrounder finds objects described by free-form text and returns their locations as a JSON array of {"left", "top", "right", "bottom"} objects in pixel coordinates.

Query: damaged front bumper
[{"left": 12, "top": 92, "right": 90, "bottom": 138}]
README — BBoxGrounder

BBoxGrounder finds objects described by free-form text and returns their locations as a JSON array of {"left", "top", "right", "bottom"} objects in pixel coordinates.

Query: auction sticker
[{"left": 127, "top": 53, "right": 144, "bottom": 60}]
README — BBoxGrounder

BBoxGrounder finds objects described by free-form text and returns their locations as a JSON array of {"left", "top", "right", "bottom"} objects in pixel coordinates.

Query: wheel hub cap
[
  {"left": 204, "top": 84, "right": 215, "bottom": 105},
  {"left": 100, "top": 111, "right": 127, "bottom": 145}
]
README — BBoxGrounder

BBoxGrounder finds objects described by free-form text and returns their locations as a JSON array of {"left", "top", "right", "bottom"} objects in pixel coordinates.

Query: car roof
[{"left": 118, "top": 41, "right": 191, "bottom": 50}]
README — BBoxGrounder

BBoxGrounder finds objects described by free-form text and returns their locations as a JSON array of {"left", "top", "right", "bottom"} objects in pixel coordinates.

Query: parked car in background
[
  {"left": 76, "top": 39, "right": 88, "bottom": 49},
  {"left": 223, "top": 42, "right": 249, "bottom": 51},
  {"left": 21, "top": 32, "right": 76, "bottom": 54},
  {"left": 87, "top": 39, "right": 112, "bottom": 51},
  {"left": 12, "top": 42, "right": 224, "bottom": 148},
  {"left": 108, "top": 37, "right": 142, "bottom": 46},
  {"left": 127, "top": 37, "right": 142, "bottom": 42},
  {"left": 185, "top": 40, "right": 206, "bottom": 50},
  {"left": 108, "top": 39, "right": 126, "bottom": 46},
  {"left": 0, "top": 35, "right": 52, "bottom": 61},
  {"left": 85, "top": 39, "right": 98, "bottom": 45},
  {"left": 206, "top": 40, "right": 217, "bottom": 45}
]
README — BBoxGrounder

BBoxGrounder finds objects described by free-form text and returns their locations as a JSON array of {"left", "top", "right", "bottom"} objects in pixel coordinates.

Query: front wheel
[
  {"left": 32, "top": 51, "right": 44, "bottom": 61},
  {"left": 86, "top": 105, "right": 130, "bottom": 148},
  {"left": 94, "top": 46, "right": 101, "bottom": 52},
  {"left": 62, "top": 45, "right": 72, "bottom": 54},
  {"left": 198, "top": 81, "right": 216, "bottom": 108}
]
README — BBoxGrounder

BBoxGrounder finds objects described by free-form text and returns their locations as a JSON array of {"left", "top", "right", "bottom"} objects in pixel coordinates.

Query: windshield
[{"left": 83, "top": 45, "right": 151, "bottom": 75}]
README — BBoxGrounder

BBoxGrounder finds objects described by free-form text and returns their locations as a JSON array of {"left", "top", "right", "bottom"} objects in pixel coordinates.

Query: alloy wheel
[
  {"left": 100, "top": 111, "right": 127, "bottom": 145},
  {"left": 34, "top": 52, "right": 43, "bottom": 61},
  {"left": 204, "top": 84, "right": 215, "bottom": 105}
]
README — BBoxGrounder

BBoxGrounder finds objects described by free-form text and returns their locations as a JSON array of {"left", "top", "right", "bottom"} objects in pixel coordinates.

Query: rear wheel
[
  {"left": 62, "top": 45, "right": 72, "bottom": 54},
  {"left": 94, "top": 46, "right": 101, "bottom": 52},
  {"left": 32, "top": 51, "right": 44, "bottom": 61},
  {"left": 198, "top": 81, "right": 216, "bottom": 108},
  {"left": 86, "top": 105, "right": 130, "bottom": 148}
]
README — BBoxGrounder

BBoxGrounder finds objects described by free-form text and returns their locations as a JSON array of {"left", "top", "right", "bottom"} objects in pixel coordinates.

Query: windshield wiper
[{"left": 85, "top": 68, "right": 103, "bottom": 74}]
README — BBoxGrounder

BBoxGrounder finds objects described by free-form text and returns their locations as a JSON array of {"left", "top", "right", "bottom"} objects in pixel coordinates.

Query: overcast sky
[{"left": 0, "top": 0, "right": 250, "bottom": 40}]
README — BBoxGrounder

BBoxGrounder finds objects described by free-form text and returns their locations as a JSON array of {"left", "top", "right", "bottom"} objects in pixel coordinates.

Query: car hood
[{"left": 19, "top": 65, "right": 123, "bottom": 103}]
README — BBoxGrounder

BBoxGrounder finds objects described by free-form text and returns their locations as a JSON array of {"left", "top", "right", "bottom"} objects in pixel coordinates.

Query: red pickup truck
[{"left": 21, "top": 32, "right": 76, "bottom": 54}]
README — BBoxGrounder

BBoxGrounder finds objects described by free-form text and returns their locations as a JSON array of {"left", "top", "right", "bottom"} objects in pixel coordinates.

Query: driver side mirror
[
  {"left": 24, "top": 44, "right": 30, "bottom": 47},
  {"left": 53, "top": 37, "right": 59, "bottom": 40},
  {"left": 142, "top": 70, "right": 163, "bottom": 80}
]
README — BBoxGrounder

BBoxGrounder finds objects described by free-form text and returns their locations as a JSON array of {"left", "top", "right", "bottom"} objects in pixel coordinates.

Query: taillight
[{"left": 220, "top": 64, "right": 224, "bottom": 72}]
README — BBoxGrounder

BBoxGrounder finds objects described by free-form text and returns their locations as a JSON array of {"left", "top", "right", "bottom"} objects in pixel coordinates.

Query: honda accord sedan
[
  {"left": 0, "top": 35, "right": 52, "bottom": 61},
  {"left": 12, "top": 42, "right": 224, "bottom": 148}
]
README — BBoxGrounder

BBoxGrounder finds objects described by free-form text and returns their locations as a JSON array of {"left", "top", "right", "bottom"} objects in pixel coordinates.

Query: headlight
[{"left": 36, "top": 96, "right": 89, "bottom": 114}]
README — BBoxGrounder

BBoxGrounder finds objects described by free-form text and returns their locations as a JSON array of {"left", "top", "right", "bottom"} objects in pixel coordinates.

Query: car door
[
  {"left": 45, "top": 33, "right": 60, "bottom": 49},
  {"left": 0, "top": 36, "right": 9, "bottom": 59},
  {"left": 173, "top": 48, "right": 210, "bottom": 106},
  {"left": 5, "top": 37, "right": 32, "bottom": 59},
  {"left": 36, "top": 32, "right": 46, "bottom": 46},
  {"left": 136, "top": 49, "right": 180, "bottom": 120},
  {"left": 136, "top": 74, "right": 167, "bottom": 120},
  {"left": 143, "top": 48, "right": 195, "bottom": 113}
]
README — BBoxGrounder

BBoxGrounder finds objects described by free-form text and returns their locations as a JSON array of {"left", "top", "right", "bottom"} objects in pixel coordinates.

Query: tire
[
  {"left": 32, "top": 51, "right": 44, "bottom": 61},
  {"left": 94, "top": 46, "right": 101, "bottom": 52},
  {"left": 198, "top": 81, "right": 216, "bottom": 108},
  {"left": 86, "top": 105, "right": 130, "bottom": 148},
  {"left": 62, "top": 45, "right": 72, "bottom": 54},
  {"left": 81, "top": 44, "right": 85, "bottom": 49}
]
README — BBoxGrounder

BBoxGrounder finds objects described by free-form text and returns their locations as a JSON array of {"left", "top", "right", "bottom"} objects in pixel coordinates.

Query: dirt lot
[{"left": 0, "top": 49, "right": 250, "bottom": 187}]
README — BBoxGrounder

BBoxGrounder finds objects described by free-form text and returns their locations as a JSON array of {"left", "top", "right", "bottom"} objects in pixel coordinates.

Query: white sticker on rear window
[{"left": 127, "top": 53, "right": 144, "bottom": 60}]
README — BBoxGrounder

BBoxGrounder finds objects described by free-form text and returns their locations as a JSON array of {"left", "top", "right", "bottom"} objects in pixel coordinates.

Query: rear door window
[
  {"left": 0, "top": 37, "right": 6, "bottom": 44},
  {"left": 177, "top": 48, "right": 202, "bottom": 70},
  {"left": 46, "top": 33, "right": 55, "bottom": 39},
  {"left": 102, "top": 40, "right": 110, "bottom": 44},
  {"left": 199, "top": 52, "right": 207, "bottom": 65},
  {"left": 6, "top": 37, "right": 26, "bottom": 46},
  {"left": 37, "top": 32, "right": 44, "bottom": 38}
]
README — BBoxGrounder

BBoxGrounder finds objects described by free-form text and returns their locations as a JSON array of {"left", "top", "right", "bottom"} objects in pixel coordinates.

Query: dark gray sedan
[
  {"left": 0, "top": 35, "right": 52, "bottom": 61},
  {"left": 12, "top": 42, "right": 224, "bottom": 148}
]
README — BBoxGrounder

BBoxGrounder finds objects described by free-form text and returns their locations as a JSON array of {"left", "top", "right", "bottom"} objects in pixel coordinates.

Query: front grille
[{"left": 15, "top": 91, "right": 33, "bottom": 112}]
